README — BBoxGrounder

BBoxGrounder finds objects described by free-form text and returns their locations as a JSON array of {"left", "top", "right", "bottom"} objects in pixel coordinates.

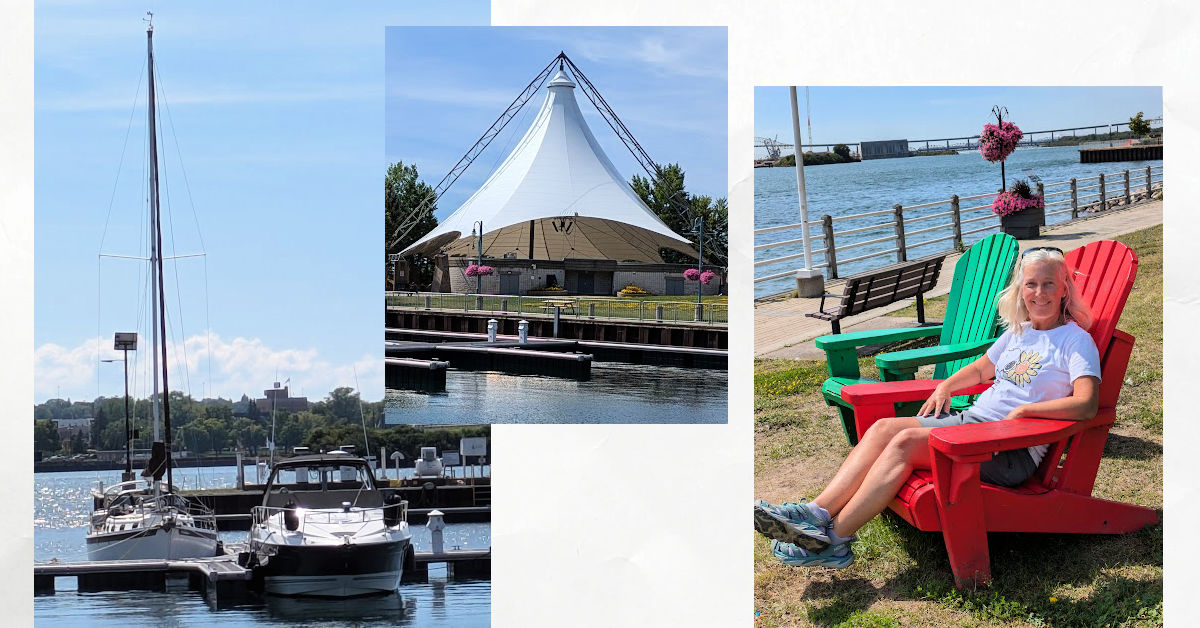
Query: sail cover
[{"left": 403, "top": 70, "right": 695, "bottom": 262}]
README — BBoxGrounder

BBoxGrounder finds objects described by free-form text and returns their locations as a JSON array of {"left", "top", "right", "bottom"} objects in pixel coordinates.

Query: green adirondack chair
[{"left": 815, "top": 232, "right": 1020, "bottom": 444}]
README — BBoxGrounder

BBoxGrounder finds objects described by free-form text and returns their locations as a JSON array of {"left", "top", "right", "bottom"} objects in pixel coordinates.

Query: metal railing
[
  {"left": 386, "top": 292, "right": 729, "bottom": 325},
  {"left": 755, "top": 165, "right": 1162, "bottom": 286},
  {"left": 251, "top": 501, "right": 408, "bottom": 534}
]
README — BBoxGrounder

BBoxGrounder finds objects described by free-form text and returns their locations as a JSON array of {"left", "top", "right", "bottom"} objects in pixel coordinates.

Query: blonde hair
[{"left": 996, "top": 248, "right": 1092, "bottom": 334}]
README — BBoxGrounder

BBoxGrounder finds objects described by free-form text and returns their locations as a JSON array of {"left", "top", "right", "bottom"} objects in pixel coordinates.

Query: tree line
[{"left": 34, "top": 387, "right": 487, "bottom": 462}]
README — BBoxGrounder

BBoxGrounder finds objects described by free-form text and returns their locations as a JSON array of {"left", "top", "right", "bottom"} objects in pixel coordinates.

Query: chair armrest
[
  {"left": 875, "top": 338, "right": 997, "bottom": 378},
  {"left": 815, "top": 325, "right": 943, "bottom": 351},
  {"left": 840, "top": 379, "right": 993, "bottom": 406},
  {"left": 928, "top": 408, "right": 1115, "bottom": 458}
]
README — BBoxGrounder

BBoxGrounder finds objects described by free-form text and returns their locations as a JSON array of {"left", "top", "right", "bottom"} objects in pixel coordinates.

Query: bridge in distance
[{"left": 754, "top": 117, "right": 1163, "bottom": 160}]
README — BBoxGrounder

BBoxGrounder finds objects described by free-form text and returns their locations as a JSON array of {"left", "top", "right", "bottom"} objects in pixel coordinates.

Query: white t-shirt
[{"left": 972, "top": 321, "right": 1102, "bottom": 465}]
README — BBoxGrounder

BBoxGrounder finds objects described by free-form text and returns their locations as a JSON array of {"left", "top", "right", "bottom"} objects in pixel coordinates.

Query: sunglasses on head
[{"left": 1021, "top": 246, "right": 1064, "bottom": 258}]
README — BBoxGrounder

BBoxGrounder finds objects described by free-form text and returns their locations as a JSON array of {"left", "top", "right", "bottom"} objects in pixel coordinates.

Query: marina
[{"left": 36, "top": 464, "right": 491, "bottom": 622}]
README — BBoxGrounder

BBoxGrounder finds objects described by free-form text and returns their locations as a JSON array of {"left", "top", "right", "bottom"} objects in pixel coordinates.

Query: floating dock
[
  {"left": 1079, "top": 145, "right": 1162, "bottom": 163},
  {"left": 34, "top": 546, "right": 490, "bottom": 605},
  {"left": 386, "top": 307, "right": 726, "bottom": 350},
  {"left": 385, "top": 338, "right": 592, "bottom": 382},
  {"left": 387, "top": 329, "right": 727, "bottom": 369}
]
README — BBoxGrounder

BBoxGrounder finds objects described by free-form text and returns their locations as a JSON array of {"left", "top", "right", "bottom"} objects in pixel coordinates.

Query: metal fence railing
[
  {"left": 754, "top": 165, "right": 1162, "bottom": 289},
  {"left": 386, "top": 292, "right": 729, "bottom": 326}
]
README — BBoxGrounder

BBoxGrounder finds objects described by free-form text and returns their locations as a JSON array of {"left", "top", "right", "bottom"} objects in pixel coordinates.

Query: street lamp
[
  {"left": 103, "top": 332, "right": 137, "bottom": 482},
  {"left": 471, "top": 220, "right": 484, "bottom": 294}
]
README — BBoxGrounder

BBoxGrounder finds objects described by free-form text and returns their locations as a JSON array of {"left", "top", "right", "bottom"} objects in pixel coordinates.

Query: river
[
  {"left": 34, "top": 466, "right": 490, "bottom": 626},
  {"left": 754, "top": 144, "right": 1163, "bottom": 298}
]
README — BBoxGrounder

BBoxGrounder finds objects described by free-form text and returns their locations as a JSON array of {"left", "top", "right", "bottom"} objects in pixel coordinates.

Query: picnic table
[{"left": 541, "top": 299, "right": 576, "bottom": 315}]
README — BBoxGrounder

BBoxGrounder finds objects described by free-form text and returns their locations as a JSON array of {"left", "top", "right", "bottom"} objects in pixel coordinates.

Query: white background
[{"left": 6, "top": 1, "right": 1198, "bottom": 626}]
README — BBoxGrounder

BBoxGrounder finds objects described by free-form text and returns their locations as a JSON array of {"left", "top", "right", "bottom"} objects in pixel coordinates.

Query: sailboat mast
[
  {"left": 147, "top": 22, "right": 161, "bottom": 444},
  {"left": 147, "top": 19, "right": 174, "bottom": 491}
]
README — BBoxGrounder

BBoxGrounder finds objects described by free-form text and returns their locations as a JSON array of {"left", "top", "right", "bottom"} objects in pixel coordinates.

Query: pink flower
[
  {"left": 683, "top": 268, "right": 702, "bottom": 281},
  {"left": 699, "top": 270, "right": 717, "bottom": 285},
  {"left": 991, "top": 189, "right": 1044, "bottom": 217},
  {"left": 465, "top": 264, "right": 494, "bottom": 277},
  {"left": 979, "top": 121, "right": 1023, "bottom": 163}
]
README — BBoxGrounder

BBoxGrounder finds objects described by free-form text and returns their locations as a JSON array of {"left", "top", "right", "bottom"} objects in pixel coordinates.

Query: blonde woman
[{"left": 755, "top": 247, "right": 1100, "bottom": 567}]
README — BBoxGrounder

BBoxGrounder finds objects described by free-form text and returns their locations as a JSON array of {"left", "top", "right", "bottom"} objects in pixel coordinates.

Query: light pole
[
  {"left": 471, "top": 220, "right": 484, "bottom": 294},
  {"left": 692, "top": 215, "right": 705, "bottom": 306},
  {"left": 104, "top": 332, "right": 137, "bottom": 482}
]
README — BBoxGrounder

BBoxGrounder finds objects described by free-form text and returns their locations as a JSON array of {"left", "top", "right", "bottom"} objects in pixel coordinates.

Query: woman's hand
[
  {"left": 918, "top": 383, "right": 953, "bottom": 417},
  {"left": 1003, "top": 405, "right": 1030, "bottom": 421}
]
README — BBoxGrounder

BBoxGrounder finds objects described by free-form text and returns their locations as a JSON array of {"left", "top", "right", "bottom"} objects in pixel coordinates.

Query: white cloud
[{"left": 35, "top": 332, "right": 382, "bottom": 403}]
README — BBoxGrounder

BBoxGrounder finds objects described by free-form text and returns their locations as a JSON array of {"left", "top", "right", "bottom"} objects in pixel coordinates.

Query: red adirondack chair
[{"left": 838, "top": 239, "right": 1159, "bottom": 588}]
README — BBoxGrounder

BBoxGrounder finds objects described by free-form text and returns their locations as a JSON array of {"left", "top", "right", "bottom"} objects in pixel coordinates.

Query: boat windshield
[{"left": 269, "top": 463, "right": 375, "bottom": 491}]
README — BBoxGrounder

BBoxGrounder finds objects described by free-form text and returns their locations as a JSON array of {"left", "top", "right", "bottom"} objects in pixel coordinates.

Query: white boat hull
[{"left": 86, "top": 522, "right": 218, "bottom": 561}]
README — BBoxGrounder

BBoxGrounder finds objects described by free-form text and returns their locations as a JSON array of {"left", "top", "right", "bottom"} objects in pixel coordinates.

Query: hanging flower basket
[
  {"left": 992, "top": 179, "right": 1045, "bottom": 238},
  {"left": 464, "top": 264, "right": 494, "bottom": 277},
  {"left": 683, "top": 268, "right": 702, "bottom": 281},
  {"left": 979, "top": 121, "right": 1023, "bottom": 163},
  {"left": 699, "top": 270, "right": 717, "bottom": 285}
]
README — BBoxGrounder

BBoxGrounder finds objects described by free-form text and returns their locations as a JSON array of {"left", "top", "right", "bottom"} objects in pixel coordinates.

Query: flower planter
[{"left": 999, "top": 204, "right": 1044, "bottom": 239}]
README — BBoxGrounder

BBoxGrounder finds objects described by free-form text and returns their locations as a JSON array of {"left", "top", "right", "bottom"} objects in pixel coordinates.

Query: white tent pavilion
[{"left": 403, "top": 70, "right": 695, "bottom": 263}]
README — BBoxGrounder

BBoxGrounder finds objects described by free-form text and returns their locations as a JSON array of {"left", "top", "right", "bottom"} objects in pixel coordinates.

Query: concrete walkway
[{"left": 755, "top": 199, "right": 1163, "bottom": 360}]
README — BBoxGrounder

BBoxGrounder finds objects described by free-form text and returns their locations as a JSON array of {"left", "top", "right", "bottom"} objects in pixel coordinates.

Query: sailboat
[{"left": 86, "top": 15, "right": 219, "bottom": 561}]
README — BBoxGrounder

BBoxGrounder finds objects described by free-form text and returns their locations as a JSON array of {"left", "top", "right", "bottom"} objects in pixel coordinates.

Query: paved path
[{"left": 755, "top": 200, "right": 1163, "bottom": 360}]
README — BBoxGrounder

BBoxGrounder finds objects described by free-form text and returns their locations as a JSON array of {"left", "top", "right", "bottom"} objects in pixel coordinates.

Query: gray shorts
[{"left": 916, "top": 409, "right": 1039, "bottom": 487}]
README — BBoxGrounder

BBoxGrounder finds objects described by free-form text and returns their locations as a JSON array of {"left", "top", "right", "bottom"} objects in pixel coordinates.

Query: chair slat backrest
[
  {"left": 1066, "top": 240, "right": 1138, "bottom": 365},
  {"left": 1030, "top": 240, "right": 1137, "bottom": 491},
  {"left": 934, "top": 233, "right": 1020, "bottom": 379}
]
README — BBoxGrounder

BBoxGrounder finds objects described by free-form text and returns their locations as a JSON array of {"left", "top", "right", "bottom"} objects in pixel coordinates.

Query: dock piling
[
  {"left": 427, "top": 510, "right": 446, "bottom": 555},
  {"left": 518, "top": 320, "right": 529, "bottom": 343},
  {"left": 487, "top": 319, "right": 498, "bottom": 342}
]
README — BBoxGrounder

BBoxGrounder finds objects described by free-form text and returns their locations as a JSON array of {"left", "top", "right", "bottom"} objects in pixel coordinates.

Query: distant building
[
  {"left": 255, "top": 384, "right": 309, "bottom": 415},
  {"left": 54, "top": 417, "right": 92, "bottom": 440},
  {"left": 860, "top": 139, "right": 911, "bottom": 160}
]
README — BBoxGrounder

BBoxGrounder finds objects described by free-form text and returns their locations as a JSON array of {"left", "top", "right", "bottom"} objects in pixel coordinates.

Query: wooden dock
[
  {"left": 34, "top": 546, "right": 490, "bottom": 603},
  {"left": 387, "top": 329, "right": 727, "bottom": 369}
]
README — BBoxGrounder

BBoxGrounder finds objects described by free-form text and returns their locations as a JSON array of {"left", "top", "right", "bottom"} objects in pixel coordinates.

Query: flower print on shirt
[{"left": 1000, "top": 351, "right": 1042, "bottom": 387}]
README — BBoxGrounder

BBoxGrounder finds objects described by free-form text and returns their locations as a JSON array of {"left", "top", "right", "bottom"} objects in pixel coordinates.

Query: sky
[
  {"left": 754, "top": 86, "right": 1163, "bottom": 147},
  {"left": 384, "top": 27, "right": 729, "bottom": 222},
  {"left": 33, "top": 1, "right": 489, "bottom": 404}
]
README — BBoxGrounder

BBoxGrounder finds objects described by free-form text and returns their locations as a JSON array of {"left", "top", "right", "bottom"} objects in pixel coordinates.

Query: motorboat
[
  {"left": 85, "top": 17, "right": 218, "bottom": 561},
  {"left": 248, "top": 454, "right": 413, "bottom": 597}
]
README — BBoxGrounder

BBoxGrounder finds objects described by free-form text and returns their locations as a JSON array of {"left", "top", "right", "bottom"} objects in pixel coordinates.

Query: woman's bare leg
[
  {"left": 813, "top": 417, "right": 922, "bottom": 516},
  {"left": 831, "top": 426, "right": 934, "bottom": 538}
]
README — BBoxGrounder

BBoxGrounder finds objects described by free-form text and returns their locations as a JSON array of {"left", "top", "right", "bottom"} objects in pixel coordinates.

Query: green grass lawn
[{"left": 754, "top": 225, "right": 1163, "bottom": 627}]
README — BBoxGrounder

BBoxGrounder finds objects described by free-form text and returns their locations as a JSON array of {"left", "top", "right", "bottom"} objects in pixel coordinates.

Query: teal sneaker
[
  {"left": 770, "top": 539, "right": 854, "bottom": 569},
  {"left": 754, "top": 499, "right": 830, "bottom": 551}
]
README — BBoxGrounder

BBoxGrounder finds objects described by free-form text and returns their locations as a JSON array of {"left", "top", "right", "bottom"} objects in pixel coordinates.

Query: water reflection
[{"left": 386, "top": 362, "right": 727, "bottom": 424}]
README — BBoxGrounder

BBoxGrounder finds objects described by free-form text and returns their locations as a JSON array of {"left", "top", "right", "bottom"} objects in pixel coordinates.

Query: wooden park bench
[{"left": 806, "top": 253, "right": 948, "bottom": 335}]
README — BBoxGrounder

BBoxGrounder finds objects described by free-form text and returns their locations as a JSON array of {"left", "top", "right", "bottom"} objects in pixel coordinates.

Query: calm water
[
  {"left": 34, "top": 467, "right": 490, "bottom": 626},
  {"left": 755, "top": 144, "right": 1163, "bottom": 297},
  {"left": 385, "top": 361, "right": 727, "bottom": 424}
]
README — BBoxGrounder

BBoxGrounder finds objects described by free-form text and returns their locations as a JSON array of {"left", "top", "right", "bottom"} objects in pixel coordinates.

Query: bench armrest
[{"left": 875, "top": 338, "right": 997, "bottom": 379}]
